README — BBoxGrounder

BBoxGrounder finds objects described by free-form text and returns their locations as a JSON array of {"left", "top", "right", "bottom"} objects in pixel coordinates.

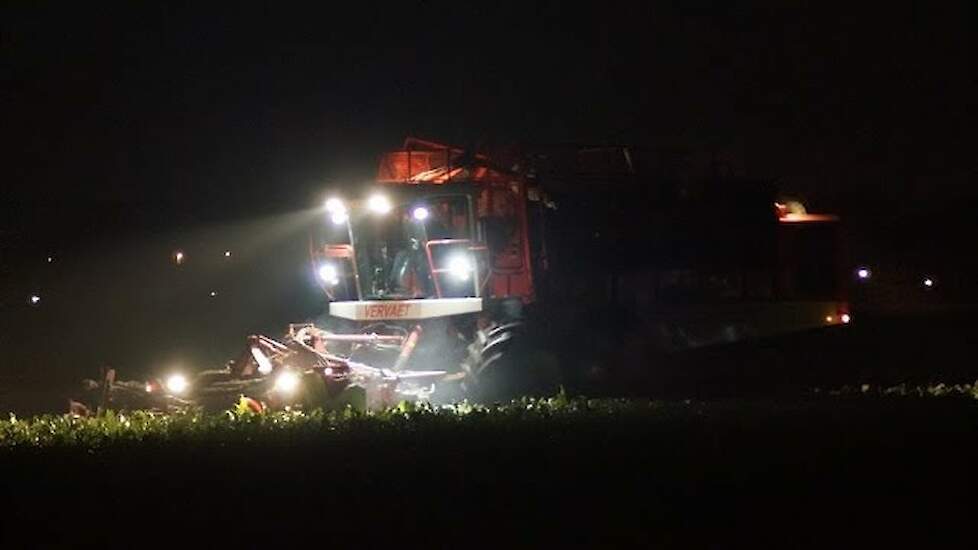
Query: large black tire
[{"left": 461, "top": 321, "right": 560, "bottom": 403}]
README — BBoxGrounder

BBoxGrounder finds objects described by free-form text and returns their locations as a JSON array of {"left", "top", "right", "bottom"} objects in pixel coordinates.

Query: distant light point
[
  {"left": 224, "top": 250, "right": 232, "bottom": 258},
  {"left": 923, "top": 277, "right": 934, "bottom": 288},
  {"left": 47, "top": 256, "right": 54, "bottom": 263},
  {"left": 174, "top": 250, "right": 185, "bottom": 265},
  {"left": 856, "top": 267, "right": 871, "bottom": 280},
  {"left": 210, "top": 291, "right": 218, "bottom": 297},
  {"left": 29, "top": 295, "right": 41, "bottom": 305}
]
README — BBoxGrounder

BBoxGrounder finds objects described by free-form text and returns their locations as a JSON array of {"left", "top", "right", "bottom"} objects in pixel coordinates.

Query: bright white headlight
[
  {"left": 318, "top": 264, "right": 339, "bottom": 285},
  {"left": 165, "top": 374, "right": 189, "bottom": 395},
  {"left": 324, "top": 197, "right": 344, "bottom": 213},
  {"left": 367, "top": 194, "right": 392, "bottom": 214},
  {"left": 412, "top": 206, "right": 429, "bottom": 221},
  {"left": 447, "top": 255, "right": 472, "bottom": 281},
  {"left": 325, "top": 198, "right": 348, "bottom": 224},
  {"left": 274, "top": 371, "right": 301, "bottom": 394}
]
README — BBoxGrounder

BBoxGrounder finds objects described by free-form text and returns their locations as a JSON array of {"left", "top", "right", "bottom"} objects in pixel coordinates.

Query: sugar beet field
[{"left": 2, "top": 310, "right": 978, "bottom": 546}]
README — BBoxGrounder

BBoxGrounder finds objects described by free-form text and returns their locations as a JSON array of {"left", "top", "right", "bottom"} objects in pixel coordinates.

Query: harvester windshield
[{"left": 317, "top": 192, "right": 480, "bottom": 301}]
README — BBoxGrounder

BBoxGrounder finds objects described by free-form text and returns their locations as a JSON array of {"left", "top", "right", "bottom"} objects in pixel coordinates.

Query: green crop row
[
  {"left": 3, "top": 384, "right": 977, "bottom": 450},
  {"left": 0, "top": 393, "right": 656, "bottom": 450},
  {"left": 818, "top": 381, "right": 978, "bottom": 397}
]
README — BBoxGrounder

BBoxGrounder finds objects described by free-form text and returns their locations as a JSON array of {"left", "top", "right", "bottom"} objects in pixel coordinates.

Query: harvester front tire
[{"left": 462, "top": 322, "right": 559, "bottom": 403}]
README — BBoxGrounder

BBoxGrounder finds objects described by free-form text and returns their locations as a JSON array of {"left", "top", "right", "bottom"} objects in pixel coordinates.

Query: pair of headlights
[
  {"left": 150, "top": 370, "right": 301, "bottom": 397},
  {"left": 147, "top": 374, "right": 190, "bottom": 395},
  {"left": 326, "top": 195, "right": 398, "bottom": 225},
  {"left": 326, "top": 195, "right": 437, "bottom": 225},
  {"left": 318, "top": 255, "right": 472, "bottom": 286}
]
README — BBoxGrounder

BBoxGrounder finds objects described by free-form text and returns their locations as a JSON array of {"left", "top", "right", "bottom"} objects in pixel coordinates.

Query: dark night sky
[
  {"left": 1, "top": 2, "right": 975, "bottom": 385},
  {"left": 4, "top": 3, "right": 974, "bottom": 213}
]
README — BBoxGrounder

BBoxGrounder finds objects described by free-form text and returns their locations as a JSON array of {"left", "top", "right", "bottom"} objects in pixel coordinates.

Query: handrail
[{"left": 423, "top": 239, "right": 480, "bottom": 298}]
